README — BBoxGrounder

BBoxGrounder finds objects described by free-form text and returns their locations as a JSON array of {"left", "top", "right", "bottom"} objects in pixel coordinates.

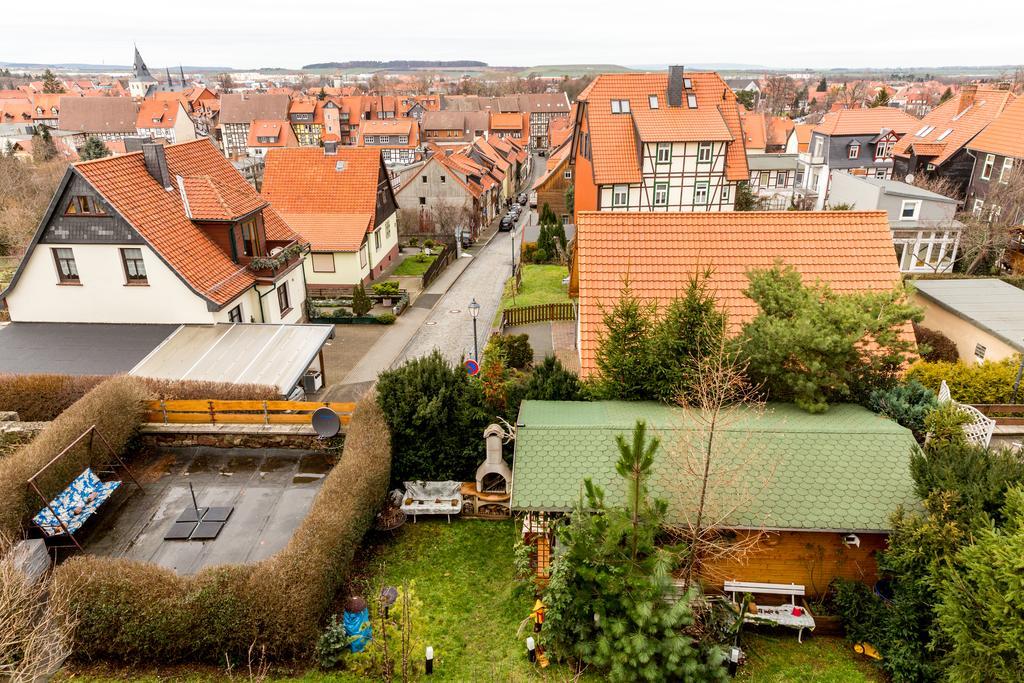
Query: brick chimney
[
  {"left": 142, "top": 142, "right": 172, "bottom": 189},
  {"left": 957, "top": 84, "right": 978, "bottom": 116},
  {"left": 667, "top": 65, "right": 685, "bottom": 107}
]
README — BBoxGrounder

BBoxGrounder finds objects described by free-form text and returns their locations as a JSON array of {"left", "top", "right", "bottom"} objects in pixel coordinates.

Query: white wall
[
  {"left": 303, "top": 250, "right": 369, "bottom": 287},
  {"left": 6, "top": 243, "right": 220, "bottom": 323}
]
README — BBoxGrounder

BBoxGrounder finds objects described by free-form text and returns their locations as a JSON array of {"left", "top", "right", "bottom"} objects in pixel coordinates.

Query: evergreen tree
[
  {"left": 41, "top": 69, "right": 64, "bottom": 94},
  {"left": 735, "top": 89, "right": 756, "bottom": 110},
  {"left": 542, "top": 421, "right": 727, "bottom": 682},
  {"left": 736, "top": 263, "right": 921, "bottom": 413},
  {"left": 816, "top": 76, "right": 828, "bottom": 92},
  {"left": 564, "top": 183, "right": 574, "bottom": 216},
  {"left": 869, "top": 89, "right": 891, "bottom": 108},
  {"left": 78, "top": 136, "right": 111, "bottom": 161},
  {"left": 648, "top": 271, "right": 727, "bottom": 402},
  {"left": 351, "top": 282, "right": 372, "bottom": 316},
  {"left": 733, "top": 181, "right": 758, "bottom": 210},
  {"left": 507, "top": 355, "right": 582, "bottom": 415},
  {"left": 939, "top": 86, "right": 953, "bottom": 104},
  {"left": 593, "top": 280, "right": 656, "bottom": 400},
  {"left": 316, "top": 87, "right": 327, "bottom": 101}
]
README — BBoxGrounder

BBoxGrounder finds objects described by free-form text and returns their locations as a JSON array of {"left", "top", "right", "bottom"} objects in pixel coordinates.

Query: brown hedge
[
  {"left": 54, "top": 395, "right": 391, "bottom": 663},
  {"left": 0, "top": 374, "right": 278, "bottom": 422},
  {"left": 0, "top": 376, "right": 150, "bottom": 538}
]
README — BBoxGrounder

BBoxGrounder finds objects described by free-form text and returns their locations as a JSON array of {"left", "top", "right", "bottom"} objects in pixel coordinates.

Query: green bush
[
  {"left": 0, "top": 374, "right": 277, "bottom": 422},
  {"left": 868, "top": 380, "right": 937, "bottom": 442},
  {"left": 533, "top": 248, "right": 548, "bottom": 263},
  {"left": 376, "top": 350, "right": 488, "bottom": 485},
  {"left": 506, "top": 356, "right": 583, "bottom": 417},
  {"left": 913, "top": 323, "right": 959, "bottom": 363},
  {"left": 490, "top": 333, "right": 533, "bottom": 369},
  {"left": 0, "top": 376, "right": 150, "bottom": 538},
  {"left": 906, "top": 356, "right": 1021, "bottom": 404},
  {"left": 351, "top": 283, "right": 373, "bottom": 317},
  {"left": 522, "top": 242, "right": 539, "bottom": 264},
  {"left": 375, "top": 312, "right": 397, "bottom": 325},
  {"left": 53, "top": 396, "right": 391, "bottom": 662},
  {"left": 372, "top": 281, "right": 400, "bottom": 296}
]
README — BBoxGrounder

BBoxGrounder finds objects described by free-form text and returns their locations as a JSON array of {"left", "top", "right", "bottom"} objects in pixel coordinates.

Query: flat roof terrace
[{"left": 84, "top": 446, "right": 334, "bottom": 574}]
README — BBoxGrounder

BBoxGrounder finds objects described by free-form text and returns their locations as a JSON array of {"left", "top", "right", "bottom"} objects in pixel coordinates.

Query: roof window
[
  {"left": 683, "top": 78, "right": 693, "bottom": 89},
  {"left": 936, "top": 128, "right": 953, "bottom": 141},
  {"left": 649, "top": 95, "right": 659, "bottom": 109},
  {"left": 610, "top": 99, "right": 630, "bottom": 114},
  {"left": 686, "top": 93, "right": 697, "bottom": 108}
]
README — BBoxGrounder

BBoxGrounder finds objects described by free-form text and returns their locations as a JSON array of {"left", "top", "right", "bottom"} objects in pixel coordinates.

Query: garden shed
[{"left": 511, "top": 400, "right": 920, "bottom": 596}]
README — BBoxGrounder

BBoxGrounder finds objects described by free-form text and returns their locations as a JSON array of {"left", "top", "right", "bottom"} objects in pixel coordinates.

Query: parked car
[
  {"left": 518, "top": 193, "right": 528, "bottom": 206},
  {"left": 529, "top": 192, "right": 537, "bottom": 208},
  {"left": 499, "top": 215, "right": 514, "bottom": 231}
]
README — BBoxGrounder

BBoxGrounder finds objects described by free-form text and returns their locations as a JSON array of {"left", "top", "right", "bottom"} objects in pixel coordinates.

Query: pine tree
[
  {"left": 317, "top": 87, "right": 327, "bottom": 101},
  {"left": 816, "top": 76, "right": 828, "bottom": 92},
  {"left": 869, "top": 89, "right": 891, "bottom": 108},
  {"left": 351, "top": 282, "right": 372, "bottom": 316},
  {"left": 78, "top": 136, "right": 111, "bottom": 161},
  {"left": 41, "top": 69, "right": 64, "bottom": 94},
  {"left": 939, "top": 86, "right": 953, "bottom": 104},
  {"left": 593, "top": 280, "right": 656, "bottom": 400}
]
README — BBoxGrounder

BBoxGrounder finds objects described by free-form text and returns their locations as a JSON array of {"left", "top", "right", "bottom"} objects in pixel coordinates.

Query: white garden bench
[{"left": 725, "top": 580, "right": 816, "bottom": 643}]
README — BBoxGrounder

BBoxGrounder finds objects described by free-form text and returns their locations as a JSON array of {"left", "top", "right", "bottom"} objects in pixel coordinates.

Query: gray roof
[
  {"left": 219, "top": 94, "right": 290, "bottom": 125},
  {"left": 912, "top": 279, "right": 1024, "bottom": 352},
  {"left": 747, "top": 153, "right": 799, "bottom": 171},
  {"left": 0, "top": 323, "right": 175, "bottom": 375},
  {"left": 58, "top": 97, "right": 139, "bottom": 134},
  {"left": 854, "top": 175, "right": 959, "bottom": 204}
]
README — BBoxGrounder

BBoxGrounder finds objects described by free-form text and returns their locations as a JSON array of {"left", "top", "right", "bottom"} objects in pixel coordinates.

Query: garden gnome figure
[{"left": 343, "top": 595, "right": 372, "bottom": 653}]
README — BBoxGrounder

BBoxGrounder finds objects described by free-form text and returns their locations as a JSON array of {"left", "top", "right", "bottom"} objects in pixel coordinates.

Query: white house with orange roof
[
  {"left": 136, "top": 98, "right": 197, "bottom": 144},
  {"left": 246, "top": 120, "right": 299, "bottom": 157},
  {"left": 358, "top": 118, "right": 419, "bottom": 165},
  {"left": 1, "top": 139, "right": 308, "bottom": 325}
]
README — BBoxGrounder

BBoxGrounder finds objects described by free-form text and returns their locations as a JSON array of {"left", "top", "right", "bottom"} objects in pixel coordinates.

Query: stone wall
[{"left": 138, "top": 423, "right": 340, "bottom": 451}]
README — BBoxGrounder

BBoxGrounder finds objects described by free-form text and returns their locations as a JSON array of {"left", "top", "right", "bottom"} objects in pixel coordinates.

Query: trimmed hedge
[
  {"left": 906, "top": 356, "right": 1022, "bottom": 404},
  {"left": 0, "top": 376, "right": 149, "bottom": 538},
  {"left": 913, "top": 323, "right": 959, "bottom": 363},
  {"left": 0, "top": 374, "right": 278, "bottom": 422},
  {"left": 53, "top": 396, "right": 391, "bottom": 663}
]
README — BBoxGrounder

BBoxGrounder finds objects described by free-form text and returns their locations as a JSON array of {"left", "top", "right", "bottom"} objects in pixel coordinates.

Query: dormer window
[
  {"left": 64, "top": 195, "right": 105, "bottom": 216},
  {"left": 848, "top": 143, "right": 860, "bottom": 159},
  {"left": 240, "top": 217, "right": 262, "bottom": 257}
]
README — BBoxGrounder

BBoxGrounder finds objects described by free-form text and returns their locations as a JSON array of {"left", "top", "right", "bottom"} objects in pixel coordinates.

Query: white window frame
[
  {"left": 686, "top": 93, "right": 697, "bottom": 108},
  {"left": 900, "top": 200, "right": 921, "bottom": 220},
  {"left": 973, "top": 198, "right": 984, "bottom": 215},
  {"left": 981, "top": 154, "right": 994, "bottom": 180},
  {"left": 611, "top": 100, "right": 620, "bottom": 114},
  {"left": 653, "top": 182, "right": 668, "bottom": 206},
  {"left": 758, "top": 171, "right": 770, "bottom": 186},
  {"left": 612, "top": 184, "right": 628, "bottom": 207},
  {"left": 999, "top": 157, "right": 1014, "bottom": 183},
  {"left": 697, "top": 142, "right": 712, "bottom": 163},
  {"left": 648, "top": 95, "right": 659, "bottom": 109},
  {"left": 974, "top": 343, "right": 986, "bottom": 361},
  {"left": 563, "top": 168, "right": 572, "bottom": 179},
  {"left": 311, "top": 252, "right": 336, "bottom": 273},
  {"left": 722, "top": 184, "right": 731, "bottom": 202},
  {"left": 656, "top": 142, "right": 671, "bottom": 164},
  {"left": 848, "top": 143, "right": 860, "bottom": 159},
  {"left": 776, "top": 171, "right": 788, "bottom": 187},
  {"left": 380, "top": 135, "right": 390, "bottom": 144},
  {"left": 694, "top": 181, "right": 709, "bottom": 205},
  {"left": 813, "top": 137, "right": 823, "bottom": 158}
]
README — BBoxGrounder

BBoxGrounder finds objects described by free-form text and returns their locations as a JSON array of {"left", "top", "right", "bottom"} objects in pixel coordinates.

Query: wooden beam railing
[
  {"left": 144, "top": 400, "right": 356, "bottom": 426},
  {"left": 971, "top": 404, "right": 1024, "bottom": 426}
]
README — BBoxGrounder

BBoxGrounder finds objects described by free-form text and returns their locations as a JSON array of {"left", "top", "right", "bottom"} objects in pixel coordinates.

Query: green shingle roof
[{"left": 511, "top": 401, "right": 919, "bottom": 532}]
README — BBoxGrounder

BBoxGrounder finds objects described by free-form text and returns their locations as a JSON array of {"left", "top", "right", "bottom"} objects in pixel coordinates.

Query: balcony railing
[{"left": 247, "top": 242, "right": 308, "bottom": 279}]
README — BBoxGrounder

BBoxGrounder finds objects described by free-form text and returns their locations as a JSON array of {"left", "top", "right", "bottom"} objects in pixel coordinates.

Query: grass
[
  {"left": 59, "top": 521, "right": 881, "bottom": 682},
  {"left": 392, "top": 254, "right": 438, "bottom": 277},
  {"left": 738, "top": 632, "right": 884, "bottom": 683},
  {"left": 501, "top": 264, "right": 570, "bottom": 309}
]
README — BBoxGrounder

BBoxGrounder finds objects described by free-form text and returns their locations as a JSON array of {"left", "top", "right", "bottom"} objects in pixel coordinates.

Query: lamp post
[{"left": 468, "top": 298, "right": 480, "bottom": 362}]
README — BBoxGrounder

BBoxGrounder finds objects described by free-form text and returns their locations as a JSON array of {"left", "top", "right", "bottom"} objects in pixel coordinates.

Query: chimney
[
  {"left": 667, "top": 65, "right": 685, "bottom": 107},
  {"left": 958, "top": 84, "right": 978, "bottom": 116},
  {"left": 142, "top": 142, "right": 172, "bottom": 189}
]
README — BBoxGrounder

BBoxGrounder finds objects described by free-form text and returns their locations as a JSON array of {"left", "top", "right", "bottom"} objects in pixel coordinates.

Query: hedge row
[
  {"left": 53, "top": 396, "right": 391, "bottom": 663},
  {"left": 906, "top": 355, "right": 1023, "bottom": 404},
  {"left": 0, "top": 374, "right": 278, "bottom": 422},
  {"left": 0, "top": 376, "right": 149, "bottom": 538}
]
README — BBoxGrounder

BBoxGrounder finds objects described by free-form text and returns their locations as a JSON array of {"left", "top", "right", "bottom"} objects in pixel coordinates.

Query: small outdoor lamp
[
  {"left": 468, "top": 298, "right": 481, "bottom": 362},
  {"left": 425, "top": 645, "right": 434, "bottom": 675},
  {"left": 526, "top": 636, "right": 537, "bottom": 662},
  {"left": 379, "top": 585, "right": 398, "bottom": 618}
]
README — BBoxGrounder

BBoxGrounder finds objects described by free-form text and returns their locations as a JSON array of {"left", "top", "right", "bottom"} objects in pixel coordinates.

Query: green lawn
[
  {"left": 393, "top": 254, "right": 437, "bottom": 277},
  {"left": 501, "top": 264, "right": 570, "bottom": 309},
  {"left": 738, "top": 632, "right": 884, "bottom": 683}
]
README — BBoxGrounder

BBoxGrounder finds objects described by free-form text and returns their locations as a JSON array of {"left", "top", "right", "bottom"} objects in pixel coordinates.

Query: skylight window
[
  {"left": 649, "top": 95, "right": 659, "bottom": 109},
  {"left": 683, "top": 78, "right": 693, "bottom": 89},
  {"left": 914, "top": 125, "right": 929, "bottom": 136},
  {"left": 610, "top": 99, "right": 630, "bottom": 114},
  {"left": 687, "top": 93, "right": 698, "bottom": 108},
  {"left": 936, "top": 128, "right": 953, "bottom": 141}
]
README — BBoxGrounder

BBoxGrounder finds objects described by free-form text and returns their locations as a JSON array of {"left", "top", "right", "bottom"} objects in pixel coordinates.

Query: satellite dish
[
  {"left": 905, "top": 174, "right": 915, "bottom": 184},
  {"left": 311, "top": 407, "right": 341, "bottom": 438}
]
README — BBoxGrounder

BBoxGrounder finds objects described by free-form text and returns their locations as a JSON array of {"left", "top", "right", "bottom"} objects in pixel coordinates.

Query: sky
[{"left": 4, "top": 0, "right": 1023, "bottom": 71}]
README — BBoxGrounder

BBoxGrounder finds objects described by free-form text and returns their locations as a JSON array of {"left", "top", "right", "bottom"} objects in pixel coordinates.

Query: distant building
[
  {"left": 128, "top": 47, "right": 158, "bottom": 99},
  {"left": 218, "top": 93, "right": 290, "bottom": 158},
  {"left": 58, "top": 97, "right": 139, "bottom": 149},
  {"left": 135, "top": 99, "right": 197, "bottom": 144},
  {"left": 358, "top": 118, "right": 419, "bottom": 166},
  {"left": 911, "top": 279, "right": 1024, "bottom": 363},
  {"left": 828, "top": 172, "right": 962, "bottom": 273},
  {"left": 246, "top": 120, "right": 299, "bottom": 157}
]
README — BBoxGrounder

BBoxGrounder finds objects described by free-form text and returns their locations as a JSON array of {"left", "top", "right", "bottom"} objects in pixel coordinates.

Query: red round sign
[{"left": 464, "top": 359, "right": 480, "bottom": 376}]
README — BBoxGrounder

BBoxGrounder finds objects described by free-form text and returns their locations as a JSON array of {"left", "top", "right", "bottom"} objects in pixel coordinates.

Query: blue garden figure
[{"left": 343, "top": 596, "right": 372, "bottom": 653}]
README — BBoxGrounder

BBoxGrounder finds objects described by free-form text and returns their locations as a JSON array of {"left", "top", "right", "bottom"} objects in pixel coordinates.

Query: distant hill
[
  {"left": 0, "top": 62, "right": 232, "bottom": 73},
  {"left": 302, "top": 60, "right": 487, "bottom": 70},
  {"left": 516, "top": 64, "right": 635, "bottom": 77}
]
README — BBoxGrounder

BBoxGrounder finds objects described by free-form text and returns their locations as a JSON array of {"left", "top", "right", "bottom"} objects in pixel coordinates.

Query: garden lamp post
[{"left": 468, "top": 298, "right": 481, "bottom": 362}]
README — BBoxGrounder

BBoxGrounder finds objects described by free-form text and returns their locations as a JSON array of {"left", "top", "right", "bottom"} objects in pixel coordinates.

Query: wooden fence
[
  {"left": 145, "top": 400, "right": 355, "bottom": 426},
  {"left": 972, "top": 404, "right": 1024, "bottom": 426},
  {"left": 422, "top": 241, "right": 456, "bottom": 289},
  {"left": 501, "top": 302, "right": 576, "bottom": 327}
]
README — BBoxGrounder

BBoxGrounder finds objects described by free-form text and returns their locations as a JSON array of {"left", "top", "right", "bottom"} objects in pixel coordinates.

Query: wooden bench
[{"left": 725, "top": 580, "right": 816, "bottom": 643}]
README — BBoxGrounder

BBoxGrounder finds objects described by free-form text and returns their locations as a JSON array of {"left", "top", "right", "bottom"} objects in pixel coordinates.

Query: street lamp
[{"left": 468, "top": 298, "right": 481, "bottom": 362}]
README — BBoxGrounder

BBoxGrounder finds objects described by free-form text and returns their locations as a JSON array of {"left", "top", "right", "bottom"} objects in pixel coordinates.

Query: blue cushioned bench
[{"left": 32, "top": 468, "right": 121, "bottom": 537}]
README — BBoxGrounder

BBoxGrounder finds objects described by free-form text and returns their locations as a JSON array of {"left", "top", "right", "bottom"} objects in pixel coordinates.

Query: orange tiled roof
[
  {"left": 136, "top": 99, "right": 182, "bottom": 129},
  {"left": 577, "top": 71, "right": 747, "bottom": 184},
  {"left": 181, "top": 175, "right": 267, "bottom": 221},
  {"left": 262, "top": 146, "right": 383, "bottom": 217},
  {"left": 548, "top": 116, "right": 572, "bottom": 149},
  {"left": 767, "top": 116, "right": 794, "bottom": 148},
  {"left": 792, "top": 123, "right": 813, "bottom": 152},
  {"left": 246, "top": 119, "right": 298, "bottom": 148},
  {"left": 905, "top": 142, "right": 946, "bottom": 157},
  {"left": 813, "top": 108, "right": 920, "bottom": 136},
  {"left": 968, "top": 95, "right": 1024, "bottom": 160},
  {"left": 893, "top": 87, "right": 1014, "bottom": 166},
  {"left": 490, "top": 112, "right": 524, "bottom": 129},
  {"left": 74, "top": 139, "right": 300, "bottom": 306},
  {"left": 278, "top": 212, "right": 372, "bottom": 252},
  {"left": 740, "top": 111, "right": 767, "bottom": 149},
  {"left": 573, "top": 210, "right": 904, "bottom": 377}
]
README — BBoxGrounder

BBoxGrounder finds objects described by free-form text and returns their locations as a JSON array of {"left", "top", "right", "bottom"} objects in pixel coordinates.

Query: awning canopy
[{"left": 130, "top": 323, "right": 334, "bottom": 396}]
